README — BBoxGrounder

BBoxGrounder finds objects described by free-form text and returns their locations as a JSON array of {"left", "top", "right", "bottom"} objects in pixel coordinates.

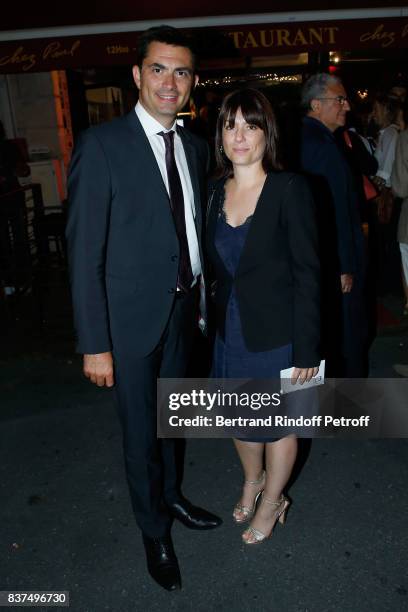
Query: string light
[
  {"left": 329, "top": 51, "right": 341, "bottom": 64},
  {"left": 197, "top": 73, "right": 301, "bottom": 87},
  {"left": 357, "top": 89, "right": 369, "bottom": 99}
]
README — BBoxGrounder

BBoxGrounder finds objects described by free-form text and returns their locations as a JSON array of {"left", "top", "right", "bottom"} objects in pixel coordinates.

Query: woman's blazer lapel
[
  {"left": 236, "top": 173, "right": 280, "bottom": 276},
  {"left": 206, "top": 178, "right": 232, "bottom": 278}
]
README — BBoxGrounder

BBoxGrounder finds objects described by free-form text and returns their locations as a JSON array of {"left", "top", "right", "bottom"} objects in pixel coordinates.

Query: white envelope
[{"left": 280, "top": 360, "right": 325, "bottom": 395}]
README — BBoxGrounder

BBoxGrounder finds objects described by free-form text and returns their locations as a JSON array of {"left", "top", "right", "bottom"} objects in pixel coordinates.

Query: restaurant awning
[{"left": 0, "top": 5, "right": 407, "bottom": 73}]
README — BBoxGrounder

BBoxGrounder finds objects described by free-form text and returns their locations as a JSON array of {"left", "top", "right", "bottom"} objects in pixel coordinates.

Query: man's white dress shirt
[{"left": 135, "top": 102, "right": 201, "bottom": 284}]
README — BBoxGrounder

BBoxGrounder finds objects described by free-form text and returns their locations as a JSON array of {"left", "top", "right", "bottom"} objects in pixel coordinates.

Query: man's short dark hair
[{"left": 137, "top": 25, "right": 196, "bottom": 70}]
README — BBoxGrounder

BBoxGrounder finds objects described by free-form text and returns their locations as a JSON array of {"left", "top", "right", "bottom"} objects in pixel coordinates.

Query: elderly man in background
[{"left": 301, "top": 73, "right": 367, "bottom": 377}]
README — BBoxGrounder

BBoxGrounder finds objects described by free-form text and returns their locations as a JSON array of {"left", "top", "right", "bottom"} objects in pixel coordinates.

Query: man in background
[{"left": 301, "top": 73, "right": 367, "bottom": 377}]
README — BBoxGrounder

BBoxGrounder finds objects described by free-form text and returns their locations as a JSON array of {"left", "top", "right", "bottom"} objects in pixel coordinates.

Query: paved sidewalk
[{"left": 0, "top": 296, "right": 407, "bottom": 611}]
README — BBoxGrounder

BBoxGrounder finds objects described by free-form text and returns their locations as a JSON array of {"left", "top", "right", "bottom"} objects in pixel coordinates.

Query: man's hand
[
  {"left": 340, "top": 273, "right": 353, "bottom": 293},
  {"left": 291, "top": 366, "right": 319, "bottom": 385},
  {"left": 83, "top": 352, "right": 114, "bottom": 387}
]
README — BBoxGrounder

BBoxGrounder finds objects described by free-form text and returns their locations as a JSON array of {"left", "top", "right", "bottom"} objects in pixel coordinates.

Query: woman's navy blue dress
[
  {"left": 211, "top": 192, "right": 293, "bottom": 442},
  {"left": 211, "top": 194, "right": 293, "bottom": 380}
]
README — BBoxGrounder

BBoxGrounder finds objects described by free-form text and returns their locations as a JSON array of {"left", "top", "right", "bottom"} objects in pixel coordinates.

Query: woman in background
[
  {"left": 391, "top": 99, "right": 408, "bottom": 315},
  {"left": 206, "top": 89, "right": 320, "bottom": 544},
  {"left": 371, "top": 95, "right": 401, "bottom": 293},
  {"left": 372, "top": 94, "right": 400, "bottom": 190}
]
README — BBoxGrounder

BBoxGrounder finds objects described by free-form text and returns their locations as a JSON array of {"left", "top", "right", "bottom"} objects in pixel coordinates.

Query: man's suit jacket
[
  {"left": 206, "top": 172, "right": 320, "bottom": 368},
  {"left": 66, "top": 111, "right": 208, "bottom": 358},
  {"left": 301, "top": 116, "right": 365, "bottom": 278}
]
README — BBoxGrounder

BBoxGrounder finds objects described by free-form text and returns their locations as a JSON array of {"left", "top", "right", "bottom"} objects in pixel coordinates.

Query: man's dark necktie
[{"left": 159, "top": 130, "right": 193, "bottom": 293}]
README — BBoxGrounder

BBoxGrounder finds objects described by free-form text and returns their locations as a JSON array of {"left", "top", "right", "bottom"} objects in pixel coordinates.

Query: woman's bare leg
[{"left": 233, "top": 439, "right": 265, "bottom": 521}]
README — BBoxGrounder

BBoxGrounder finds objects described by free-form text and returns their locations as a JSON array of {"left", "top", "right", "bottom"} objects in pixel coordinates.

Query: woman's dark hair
[
  {"left": 402, "top": 96, "right": 408, "bottom": 128},
  {"left": 374, "top": 93, "right": 401, "bottom": 126},
  {"left": 137, "top": 26, "right": 196, "bottom": 71},
  {"left": 214, "top": 88, "right": 281, "bottom": 177}
]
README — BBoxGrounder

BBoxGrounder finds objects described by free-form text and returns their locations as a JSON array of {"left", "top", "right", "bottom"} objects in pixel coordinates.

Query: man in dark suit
[
  {"left": 66, "top": 26, "right": 221, "bottom": 592},
  {"left": 301, "top": 73, "right": 367, "bottom": 377}
]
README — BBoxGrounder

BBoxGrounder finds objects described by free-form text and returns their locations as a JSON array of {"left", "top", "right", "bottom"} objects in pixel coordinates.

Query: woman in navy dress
[{"left": 206, "top": 89, "right": 320, "bottom": 544}]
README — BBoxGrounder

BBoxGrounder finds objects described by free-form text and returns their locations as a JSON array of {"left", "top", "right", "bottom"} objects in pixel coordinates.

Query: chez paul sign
[{"left": 0, "top": 18, "right": 407, "bottom": 73}]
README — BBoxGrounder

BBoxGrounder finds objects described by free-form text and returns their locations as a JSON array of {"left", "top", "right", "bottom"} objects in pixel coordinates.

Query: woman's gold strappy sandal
[
  {"left": 242, "top": 493, "right": 290, "bottom": 544},
  {"left": 232, "top": 470, "right": 265, "bottom": 524}
]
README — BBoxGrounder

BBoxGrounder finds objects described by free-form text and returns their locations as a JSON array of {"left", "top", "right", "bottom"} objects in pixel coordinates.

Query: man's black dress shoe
[
  {"left": 142, "top": 534, "right": 181, "bottom": 591},
  {"left": 167, "top": 497, "right": 222, "bottom": 530}
]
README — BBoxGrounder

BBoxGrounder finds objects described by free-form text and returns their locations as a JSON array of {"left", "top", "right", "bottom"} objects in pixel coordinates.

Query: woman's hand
[{"left": 291, "top": 366, "right": 319, "bottom": 385}]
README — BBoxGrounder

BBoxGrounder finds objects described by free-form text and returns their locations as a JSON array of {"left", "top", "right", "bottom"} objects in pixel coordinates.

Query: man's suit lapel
[
  {"left": 178, "top": 127, "right": 202, "bottom": 236},
  {"left": 124, "top": 111, "right": 169, "bottom": 202},
  {"left": 178, "top": 126, "right": 206, "bottom": 327},
  {"left": 125, "top": 112, "right": 203, "bottom": 236}
]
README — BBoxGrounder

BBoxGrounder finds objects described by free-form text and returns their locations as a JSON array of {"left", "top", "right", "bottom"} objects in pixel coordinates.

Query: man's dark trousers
[{"left": 113, "top": 288, "right": 199, "bottom": 537}]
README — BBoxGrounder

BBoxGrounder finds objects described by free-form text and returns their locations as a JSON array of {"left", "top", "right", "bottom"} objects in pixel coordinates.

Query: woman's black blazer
[{"left": 206, "top": 171, "right": 320, "bottom": 368}]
